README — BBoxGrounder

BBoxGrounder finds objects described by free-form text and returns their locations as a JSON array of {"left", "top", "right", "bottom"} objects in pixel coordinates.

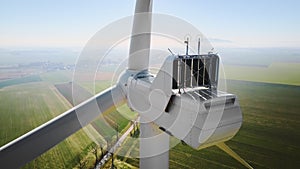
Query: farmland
[
  {"left": 40, "top": 70, "right": 73, "bottom": 84},
  {"left": 0, "top": 82, "right": 95, "bottom": 169},
  {"left": 0, "top": 75, "right": 41, "bottom": 88},
  {"left": 0, "top": 67, "right": 299, "bottom": 169},
  {"left": 222, "top": 62, "right": 300, "bottom": 86}
]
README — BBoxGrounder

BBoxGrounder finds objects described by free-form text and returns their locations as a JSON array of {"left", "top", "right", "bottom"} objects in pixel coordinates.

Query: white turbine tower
[{"left": 0, "top": 0, "right": 253, "bottom": 169}]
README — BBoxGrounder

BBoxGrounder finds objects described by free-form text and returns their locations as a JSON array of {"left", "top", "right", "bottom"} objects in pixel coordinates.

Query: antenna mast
[
  {"left": 184, "top": 38, "right": 189, "bottom": 55},
  {"left": 197, "top": 38, "right": 201, "bottom": 55}
]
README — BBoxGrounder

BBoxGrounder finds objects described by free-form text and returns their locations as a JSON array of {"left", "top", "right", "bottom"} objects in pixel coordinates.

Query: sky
[{"left": 0, "top": 0, "right": 299, "bottom": 48}]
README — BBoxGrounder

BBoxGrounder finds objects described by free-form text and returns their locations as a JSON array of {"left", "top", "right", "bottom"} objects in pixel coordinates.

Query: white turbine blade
[
  {"left": 0, "top": 86, "right": 125, "bottom": 169},
  {"left": 216, "top": 142, "right": 253, "bottom": 169},
  {"left": 128, "top": 0, "right": 153, "bottom": 71}
]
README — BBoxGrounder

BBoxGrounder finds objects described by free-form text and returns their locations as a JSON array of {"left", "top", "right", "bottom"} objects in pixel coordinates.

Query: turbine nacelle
[{"left": 121, "top": 54, "right": 242, "bottom": 149}]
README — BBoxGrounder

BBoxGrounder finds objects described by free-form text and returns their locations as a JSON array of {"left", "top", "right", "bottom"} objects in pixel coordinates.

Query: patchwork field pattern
[{"left": 0, "top": 70, "right": 299, "bottom": 169}]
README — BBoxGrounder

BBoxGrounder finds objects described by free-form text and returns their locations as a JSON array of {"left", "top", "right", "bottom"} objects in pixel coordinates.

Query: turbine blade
[
  {"left": 216, "top": 142, "right": 253, "bottom": 169},
  {"left": 128, "top": 0, "right": 153, "bottom": 71},
  {"left": 0, "top": 86, "right": 125, "bottom": 168}
]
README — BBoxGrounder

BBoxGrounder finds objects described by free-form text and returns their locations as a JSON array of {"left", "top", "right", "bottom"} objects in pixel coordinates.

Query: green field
[
  {"left": 0, "top": 82, "right": 66, "bottom": 145},
  {"left": 0, "top": 75, "right": 42, "bottom": 88},
  {"left": 222, "top": 62, "right": 300, "bottom": 86},
  {"left": 40, "top": 70, "right": 73, "bottom": 84},
  {"left": 0, "top": 82, "right": 96, "bottom": 168}
]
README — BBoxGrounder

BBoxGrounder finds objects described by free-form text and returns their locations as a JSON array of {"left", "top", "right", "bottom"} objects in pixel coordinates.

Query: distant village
[
  {"left": 0, "top": 61, "right": 75, "bottom": 71},
  {"left": 0, "top": 61, "right": 76, "bottom": 81}
]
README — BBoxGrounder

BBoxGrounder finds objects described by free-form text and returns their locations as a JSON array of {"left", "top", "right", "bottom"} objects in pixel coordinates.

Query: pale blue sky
[{"left": 0, "top": 0, "right": 299, "bottom": 48}]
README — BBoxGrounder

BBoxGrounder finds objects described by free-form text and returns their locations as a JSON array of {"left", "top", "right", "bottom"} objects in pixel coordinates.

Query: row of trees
[
  {"left": 76, "top": 120, "right": 139, "bottom": 169},
  {"left": 130, "top": 121, "right": 139, "bottom": 138},
  {"left": 76, "top": 137, "right": 115, "bottom": 169},
  {"left": 76, "top": 142, "right": 105, "bottom": 169}
]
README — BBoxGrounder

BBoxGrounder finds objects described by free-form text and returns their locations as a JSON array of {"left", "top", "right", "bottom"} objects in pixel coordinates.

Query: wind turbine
[{"left": 0, "top": 0, "right": 253, "bottom": 169}]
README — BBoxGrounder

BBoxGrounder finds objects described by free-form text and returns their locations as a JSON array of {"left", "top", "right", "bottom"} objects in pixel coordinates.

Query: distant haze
[{"left": 0, "top": 47, "right": 299, "bottom": 67}]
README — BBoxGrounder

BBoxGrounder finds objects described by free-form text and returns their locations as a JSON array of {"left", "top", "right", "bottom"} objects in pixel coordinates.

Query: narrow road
[{"left": 95, "top": 118, "right": 138, "bottom": 169}]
